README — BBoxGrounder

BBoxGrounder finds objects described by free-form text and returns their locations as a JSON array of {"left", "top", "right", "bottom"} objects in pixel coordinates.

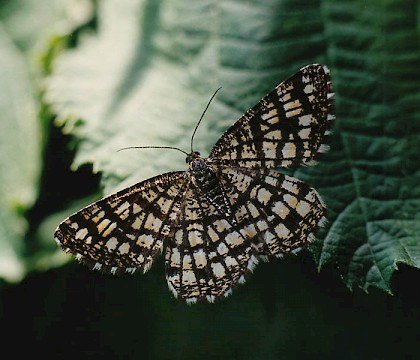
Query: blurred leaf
[
  {"left": 31, "top": 195, "right": 99, "bottom": 272},
  {"left": 0, "top": 24, "right": 40, "bottom": 281},
  {"left": 46, "top": 0, "right": 328, "bottom": 192},
  {"left": 0, "top": 0, "right": 93, "bottom": 53},
  {"left": 46, "top": 0, "right": 420, "bottom": 293},
  {"left": 0, "top": 0, "right": 94, "bottom": 281}
]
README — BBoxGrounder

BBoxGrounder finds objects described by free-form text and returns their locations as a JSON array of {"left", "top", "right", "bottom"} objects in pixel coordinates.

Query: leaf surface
[
  {"left": 46, "top": 0, "right": 420, "bottom": 292},
  {"left": 0, "top": 25, "right": 40, "bottom": 281}
]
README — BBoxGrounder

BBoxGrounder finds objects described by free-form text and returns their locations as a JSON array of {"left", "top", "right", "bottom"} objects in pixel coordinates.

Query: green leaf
[
  {"left": 0, "top": 24, "right": 40, "bottom": 281},
  {"left": 0, "top": 0, "right": 93, "bottom": 281},
  {"left": 31, "top": 195, "right": 100, "bottom": 272},
  {"left": 46, "top": 0, "right": 420, "bottom": 292},
  {"left": 0, "top": 0, "right": 93, "bottom": 53},
  {"left": 47, "top": 0, "right": 328, "bottom": 192},
  {"left": 308, "top": 0, "right": 420, "bottom": 292}
]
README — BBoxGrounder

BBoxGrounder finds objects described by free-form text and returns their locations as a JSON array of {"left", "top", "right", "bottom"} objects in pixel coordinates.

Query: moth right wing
[
  {"left": 218, "top": 165, "right": 327, "bottom": 257},
  {"left": 209, "top": 64, "right": 334, "bottom": 169}
]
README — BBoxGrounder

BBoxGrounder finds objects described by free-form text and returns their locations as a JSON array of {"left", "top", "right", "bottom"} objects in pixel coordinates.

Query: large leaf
[
  {"left": 46, "top": 0, "right": 420, "bottom": 292},
  {"left": 309, "top": 0, "right": 420, "bottom": 291},
  {"left": 0, "top": 0, "right": 93, "bottom": 52},
  {"left": 0, "top": 24, "right": 40, "bottom": 281},
  {"left": 0, "top": 0, "right": 93, "bottom": 281}
]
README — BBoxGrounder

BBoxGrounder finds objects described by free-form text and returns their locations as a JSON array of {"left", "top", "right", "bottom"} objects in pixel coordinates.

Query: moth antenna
[
  {"left": 117, "top": 146, "right": 189, "bottom": 156},
  {"left": 190, "top": 87, "right": 222, "bottom": 153}
]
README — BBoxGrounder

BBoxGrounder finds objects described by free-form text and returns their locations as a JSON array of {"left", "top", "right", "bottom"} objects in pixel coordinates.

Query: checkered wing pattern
[
  {"left": 54, "top": 64, "right": 334, "bottom": 303},
  {"left": 219, "top": 166, "right": 326, "bottom": 257},
  {"left": 210, "top": 64, "right": 333, "bottom": 168},
  {"left": 165, "top": 165, "right": 326, "bottom": 303},
  {"left": 165, "top": 184, "right": 257, "bottom": 303},
  {"left": 54, "top": 172, "right": 188, "bottom": 274}
]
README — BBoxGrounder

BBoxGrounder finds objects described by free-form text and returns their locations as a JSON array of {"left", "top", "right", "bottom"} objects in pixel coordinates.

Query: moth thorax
[
  {"left": 190, "top": 161, "right": 213, "bottom": 184},
  {"left": 187, "top": 152, "right": 209, "bottom": 177},
  {"left": 188, "top": 157, "right": 233, "bottom": 220}
]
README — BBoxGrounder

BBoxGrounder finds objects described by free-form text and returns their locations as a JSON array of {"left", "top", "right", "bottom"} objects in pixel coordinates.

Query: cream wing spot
[
  {"left": 256, "top": 220, "right": 269, "bottom": 231},
  {"left": 188, "top": 230, "right": 204, "bottom": 247},
  {"left": 261, "top": 107, "right": 278, "bottom": 121},
  {"left": 217, "top": 242, "right": 229, "bottom": 255},
  {"left": 182, "top": 255, "right": 193, "bottom": 270},
  {"left": 131, "top": 217, "right": 142, "bottom": 230},
  {"left": 182, "top": 270, "right": 197, "bottom": 285},
  {"left": 144, "top": 214, "right": 162, "bottom": 232},
  {"left": 225, "top": 256, "right": 238, "bottom": 269},
  {"left": 174, "top": 229, "right": 183, "bottom": 244},
  {"left": 283, "top": 99, "right": 301, "bottom": 111},
  {"left": 75, "top": 228, "right": 88, "bottom": 240},
  {"left": 285, "top": 108, "right": 303, "bottom": 118},
  {"left": 298, "top": 114, "right": 314, "bottom": 126},
  {"left": 106, "top": 237, "right": 118, "bottom": 251},
  {"left": 265, "top": 130, "right": 281, "bottom": 139},
  {"left": 281, "top": 92, "right": 291, "bottom": 102},
  {"left": 136, "top": 234, "right": 154, "bottom": 249},
  {"left": 211, "top": 263, "right": 226, "bottom": 278},
  {"left": 275, "top": 223, "right": 291, "bottom": 238},
  {"left": 263, "top": 143, "right": 276, "bottom": 158},
  {"left": 207, "top": 227, "right": 219, "bottom": 242},
  {"left": 265, "top": 176, "right": 277, "bottom": 186},
  {"left": 157, "top": 197, "right": 172, "bottom": 214},
  {"left": 283, "top": 194, "right": 298, "bottom": 208},
  {"left": 102, "top": 222, "right": 117, "bottom": 237},
  {"left": 298, "top": 127, "right": 311, "bottom": 139},
  {"left": 193, "top": 250, "right": 207, "bottom": 269},
  {"left": 225, "top": 231, "right": 244, "bottom": 247},
  {"left": 118, "top": 242, "right": 130, "bottom": 254},
  {"left": 282, "top": 143, "right": 297, "bottom": 159},
  {"left": 247, "top": 202, "right": 259, "bottom": 218},
  {"left": 241, "top": 224, "right": 257, "bottom": 238},
  {"left": 132, "top": 203, "right": 142, "bottom": 214},
  {"left": 115, "top": 201, "right": 130, "bottom": 215},
  {"left": 304, "top": 83, "right": 315, "bottom": 94},
  {"left": 69, "top": 222, "right": 79, "bottom": 230},
  {"left": 272, "top": 201, "right": 290, "bottom": 219},
  {"left": 282, "top": 180, "right": 299, "bottom": 194},
  {"left": 92, "top": 211, "right": 105, "bottom": 223},
  {"left": 97, "top": 219, "right": 111, "bottom": 234},
  {"left": 257, "top": 187, "right": 272, "bottom": 205},
  {"left": 296, "top": 200, "right": 311, "bottom": 217}
]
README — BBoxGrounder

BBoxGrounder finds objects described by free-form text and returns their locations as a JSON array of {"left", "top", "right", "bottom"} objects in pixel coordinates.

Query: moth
[{"left": 55, "top": 64, "right": 334, "bottom": 303}]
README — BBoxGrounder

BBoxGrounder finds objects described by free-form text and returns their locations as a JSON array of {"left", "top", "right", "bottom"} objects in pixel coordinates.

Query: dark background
[
  {"left": 1, "top": 1, "right": 419, "bottom": 359},
  {"left": 2, "top": 254, "right": 419, "bottom": 359},
  {"left": 0, "top": 118, "right": 416, "bottom": 360}
]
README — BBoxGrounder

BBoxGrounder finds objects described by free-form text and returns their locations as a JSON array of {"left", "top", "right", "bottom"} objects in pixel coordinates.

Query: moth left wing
[
  {"left": 165, "top": 184, "right": 259, "bottom": 303},
  {"left": 209, "top": 64, "right": 334, "bottom": 169},
  {"left": 54, "top": 171, "right": 188, "bottom": 274}
]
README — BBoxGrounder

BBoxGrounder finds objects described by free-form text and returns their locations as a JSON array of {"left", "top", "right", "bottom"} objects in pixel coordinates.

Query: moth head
[{"left": 186, "top": 151, "right": 201, "bottom": 164}]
